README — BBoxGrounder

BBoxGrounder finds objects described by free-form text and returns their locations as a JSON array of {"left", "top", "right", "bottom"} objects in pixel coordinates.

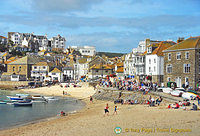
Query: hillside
[{"left": 96, "top": 52, "right": 125, "bottom": 58}]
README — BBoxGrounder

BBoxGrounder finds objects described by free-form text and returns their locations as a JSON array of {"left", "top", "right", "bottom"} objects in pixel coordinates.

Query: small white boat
[
  {"left": 7, "top": 102, "right": 14, "bottom": 105},
  {"left": 44, "top": 96, "right": 54, "bottom": 100},
  {"left": 47, "top": 98, "right": 58, "bottom": 101},
  {"left": 32, "top": 95, "right": 45, "bottom": 100},
  {"left": 7, "top": 96, "right": 24, "bottom": 101},
  {"left": 0, "top": 101, "right": 6, "bottom": 104}
]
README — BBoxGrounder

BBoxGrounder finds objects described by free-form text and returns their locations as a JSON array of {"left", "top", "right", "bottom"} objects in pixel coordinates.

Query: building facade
[
  {"left": 31, "top": 62, "right": 53, "bottom": 81},
  {"left": 0, "top": 36, "right": 7, "bottom": 45},
  {"left": 145, "top": 41, "right": 175, "bottom": 85},
  {"left": 163, "top": 36, "right": 200, "bottom": 89},
  {"left": 69, "top": 46, "right": 96, "bottom": 56}
]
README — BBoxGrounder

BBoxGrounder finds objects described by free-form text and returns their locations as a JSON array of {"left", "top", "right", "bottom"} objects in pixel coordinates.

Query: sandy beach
[{"left": 0, "top": 84, "right": 200, "bottom": 136}]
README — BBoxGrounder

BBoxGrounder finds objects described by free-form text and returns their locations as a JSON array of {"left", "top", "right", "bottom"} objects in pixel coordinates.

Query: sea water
[{"left": 0, "top": 90, "right": 85, "bottom": 130}]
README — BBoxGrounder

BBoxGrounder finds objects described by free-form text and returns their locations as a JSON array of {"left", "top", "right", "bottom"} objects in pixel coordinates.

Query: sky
[{"left": 0, "top": 0, "right": 199, "bottom": 53}]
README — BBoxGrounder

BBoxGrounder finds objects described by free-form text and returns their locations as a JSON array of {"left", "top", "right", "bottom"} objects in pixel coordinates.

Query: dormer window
[{"left": 147, "top": 47, "right": 152, "bottom": 53}]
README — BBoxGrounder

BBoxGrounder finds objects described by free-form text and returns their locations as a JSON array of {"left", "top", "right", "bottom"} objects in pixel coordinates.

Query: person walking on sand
[
  {"left": 104, "top": 104, "right": 109, "bottom": 116},
  {"left": 90, "top": 96, "right": 93, "bottom": 103},
  {"left": 113, "top": 106, "right": 118, "bottom": 115}
]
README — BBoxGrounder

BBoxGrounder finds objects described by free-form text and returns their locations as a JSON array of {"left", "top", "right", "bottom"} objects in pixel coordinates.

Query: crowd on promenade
[{"left": 98, "top": 78, "right": 158, "bottom": 93}]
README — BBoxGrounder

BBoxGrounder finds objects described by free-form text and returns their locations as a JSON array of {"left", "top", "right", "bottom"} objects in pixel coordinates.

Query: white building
[
  {"left": 0, "top": 36, "right": 7, "bottom": 45},
  {"left": 48, "top": 67, "right": 63, "bottom": 82},
  {"left": 8, "top": 32, "right": 65, "bottom": 52},
  {"left": 74, "top": 58, "right": 89, "bottom": 80},
  {"left": 145, "top": 41, "right": 175, "bottom": 84},
  {"left": 63, "top": 66, "right": 74, "bottom": 81},
  {"left": 124, "top": 53, "right": 135, "bottom": 77},
  {"left": 69, "top": 46, "right": 96, "bottom": 56},
  {"left": 31, "top": 62, "right": 52, "bottom": 81},
  {"left": 124, "top": 39, "right": 161, "bottom": 81},
  {"left": 50, "top": 35, "right": 66, "bottom": 50}
]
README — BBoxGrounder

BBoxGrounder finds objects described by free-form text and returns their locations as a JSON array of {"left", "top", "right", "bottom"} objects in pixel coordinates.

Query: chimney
[{"left": 177, "top": 37, "right": 184, "bottom": 43}]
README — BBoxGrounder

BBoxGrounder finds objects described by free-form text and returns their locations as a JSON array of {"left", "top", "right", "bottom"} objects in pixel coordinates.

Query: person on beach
[
  {"left": 104, "top": 104, "right": 109, "bottom": 116},
  {"left": 113, "top": 106, "right": 118, "bottom": 115},
  {"left": 60, "top": 111, "right": 65, "bottom": 116},
  {"left": 90, "top": 96, "right": 93, "bottom": 103},
  {"left": 190, "top": 103, "right": 197, "bottom": 111},
  {"left": 174, "top": 102, "right": 179, "bottom": 109}
]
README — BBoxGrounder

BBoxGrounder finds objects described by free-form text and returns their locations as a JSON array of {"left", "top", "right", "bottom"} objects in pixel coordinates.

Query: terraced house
[
  {"left": 163, "top": 36, "right": 200, "bottom": 89},
  {"left": 145, "top": 41, "right": 175, "bottom": 85}
]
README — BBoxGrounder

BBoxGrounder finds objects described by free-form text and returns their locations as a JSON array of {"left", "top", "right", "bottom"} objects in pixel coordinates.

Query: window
[
  {"left": 52, "top": 73, "right": 56, "bottom": 75},
  {"left": 168, "top": 53, "right": 171, "bottom": 61},
  {"left": 149, "top": 59, "right": 151, "bottom": 64},
  {"left": 19, "top": 66, "right": 21, "bottom": 71},
  {"left": 13, "top": 66, "right": 15, "bottom": 72},
  {"left": 147, "top": 47, "right": 151, "bottom": 53},
  {"left": 43, "top": 66, "right": 46, "bottom": 69},
  {"left": 34, "top": 66, "right": 37, "bottom": 69},
  {"left": 154, "top": 66, "right": 156, "bottom": 72},
  {"left": 176, "top": 52, "right": 181, "bottom": 60},
  {"left": 166, "top": 64, "right": 172, "bottom": 73},
  {"left": 149, "top": 67, "right": 151, "bottom": 72},
  {"left": 185, "top": 52, "right": 189, "bottom": 59},
  {"left": 154, "top": 59, "right": 156, "bottom": 63},
  {"left": 167, "top": 77, "right": 171, "bottom": 82},
  {"left": 96, "top": 70, "right": 98, "bottom": 72},
  {"left": 184, "top": 64, "right": 190, "bottom": 73}
]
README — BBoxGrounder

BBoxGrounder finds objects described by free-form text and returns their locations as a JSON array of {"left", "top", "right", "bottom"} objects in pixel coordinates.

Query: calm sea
[{"left": 0, "top": 90, "right": 85, "bottom": 130}]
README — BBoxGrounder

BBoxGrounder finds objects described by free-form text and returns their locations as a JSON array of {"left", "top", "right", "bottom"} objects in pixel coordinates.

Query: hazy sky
[{"left": 0, "top": 0, "right": 199, "bottom": 53}]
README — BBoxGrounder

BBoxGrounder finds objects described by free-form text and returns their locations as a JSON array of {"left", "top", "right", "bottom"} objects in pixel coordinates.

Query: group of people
[
  {"left": 146, "top": 96, "right": 163, "bottom": 107},
  {"left": 99, "top": 78, "right": 158, "bottom": 93},
  {"left": 104, "top": 104, "right": 118, "bottom": 116},
  {"left": 168, "top": 100, "right": 198, "bottom": 111}
]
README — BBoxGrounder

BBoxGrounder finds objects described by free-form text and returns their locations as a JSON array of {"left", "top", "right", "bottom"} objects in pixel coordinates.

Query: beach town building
[
  {"left": 88, "top": 64, "right": 114, "bottom": 79},
  {"left": 7, "top": 32, "right": 65, "bottom": 52},
  {"left": 124, "top": 39, "right": 161, "bottom": 81},
  {"left": 74, "top": 58, "right": 89, "bottom": 80},
  {"left": 50, "top": 35, "right": 66, "bottom": 51},
  {"left": 68, "top": 46, "right": 96, "bottom": 56},
  {"left": 1, "top": 56, "right": 40, "bottom": 81},
  {"left": 31, "top": 62, "right": 54, "bottom": 81},
  {"left": 115, "top": 62, "right": 124, "bottom": 79},
  {"left": 163, "top": 36, "right": 200, "bottom": 89},
  {"left": 0, "top": 36, "right": 7, "bottom": 45},
  {"left": 0, "top": 52, "right": 10, "bottom": 64},
  {"left": 62, "top": 66, "right": 74, "bottom": 81},
  {"left": 48, "top": 67, "right": 63, "bottom": 82},
  {"left": 124, "top": 52, "right": 135, "bottom": 78},
  {"left": 145, "top": 41, "right": 175, "bottom": 85},
  {"left": 87, "top": 56, "right": 115, "bottom": 79}
]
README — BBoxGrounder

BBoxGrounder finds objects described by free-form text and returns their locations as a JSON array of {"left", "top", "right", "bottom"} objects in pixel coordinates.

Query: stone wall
[{"left": 0, "top": 81, "right": 29, "bottom": 89}]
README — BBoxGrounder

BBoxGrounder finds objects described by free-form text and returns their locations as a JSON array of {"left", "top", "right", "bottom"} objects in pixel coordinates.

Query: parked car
[
  {"left": 157, "top": 87, "right": 173, "bottom": 94},
  {"left": 170, "top": 88, "right": 186, "bottom": 97},
  {"left": 182, "top": 92, "right": 197, "bottom": 100}
]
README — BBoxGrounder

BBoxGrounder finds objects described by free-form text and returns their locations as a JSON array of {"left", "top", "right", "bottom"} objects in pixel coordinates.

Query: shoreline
[{"left": 0, "top": 83, "right": 94, "bottom": 132}]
